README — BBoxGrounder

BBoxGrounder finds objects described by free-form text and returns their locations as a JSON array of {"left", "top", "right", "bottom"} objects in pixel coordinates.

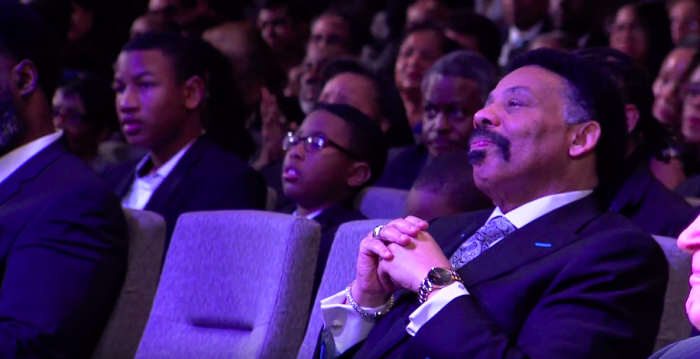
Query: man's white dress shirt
[
  {"left": 499, "top": 22, "right": 545, "bottom": 68},
  {"left": 293, "top": 209, "right": 324, "bottom": 220},
  {"left": 121, "top": 141, "right": 195, "bottom": 210},
  {"left": 320, "top": 190, "right": 593, "bottom": 356},
  {"left": 0, "top": 131, "right": 63, "bottom": 186}
]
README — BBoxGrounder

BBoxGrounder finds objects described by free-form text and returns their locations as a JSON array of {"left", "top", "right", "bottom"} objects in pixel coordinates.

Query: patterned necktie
[{"left": 449, "top": 216, "right": 517, "bottom": 270}]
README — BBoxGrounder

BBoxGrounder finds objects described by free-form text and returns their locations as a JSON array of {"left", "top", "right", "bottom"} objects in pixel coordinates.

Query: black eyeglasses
[{"left": 283, "top": 132, "right": 361, "bottom": 159}]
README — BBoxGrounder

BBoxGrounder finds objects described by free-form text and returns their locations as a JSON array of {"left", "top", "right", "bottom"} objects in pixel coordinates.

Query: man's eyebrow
[
  {"left": 503, "top": 86, "right": 533, "bottom": 97},
  {"left": 133, "top": 71, "right": 155, "bottom": 80}
]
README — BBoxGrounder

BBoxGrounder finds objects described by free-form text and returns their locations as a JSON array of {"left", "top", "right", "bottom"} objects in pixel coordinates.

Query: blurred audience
[
  {"left": 445, "top": 10, "right": 502, "bottom": 66},
  {"left": 608, "top": 1, "right": 673, "bottom": 80},
  {"left": 529, "top": 30, "right": 578, "bottom": 52},
  {"left": 319, "top": 58, "right": 414, "bottom": 148},
  {"left": 405, "top": 0, "right": 449, "bottom": 30},
  {"left": 202, "top": 21, "right": 301, "bottom": 168},
  {"left": 282, "top": 103, "right": 386, "bottom": 297},
  {"left": 578, "top": 47, "right": 698, "bottom": 238},
  {"left": 0, "top": 2, "right": 127, "bottom": 357},
  {"left": 475, "top": 0, "right": 505, "bottom": 31},
  {"left": 25, "top": 0, "right": 123, "bottom": 79},
  {"left": 681, "top": 53, "right": 700, "bottom": 150},
  {"left": 255, "top": 0, "right": 308, "bottom": 73},
  {"left": 131, "top": 12, "right": 180, "bottom": 38},
  {"left": 499, "top": 0, "right": 551, "bottom": 68},
  {"left": 650, "top": 41, "right": 700, "bottom": 190},
  {"left": 377, "top": 50, "right": 498, "bottom": 190},
  {"left": 360, "top": 1, "right": 407, "bottom": 80},
  {"left": 308, "top": 8, "right": 365, "bottom": 56},
  {"left": 550, "top": 0, "right": 609, "bottom": 48},
  {"left": 674, "top": 50, "right": 700, "bottom": 197},
  {"left": 653, "top": 42, "right": 699, "bottom": 134},
  {"left": 147, "top": 0, "right": 243, "bottom": 35},
  {"left": 196, "top": 38, "right": 257, "bottom": 162},
  {"left": 395, "top": 24, "right": 461, "bottom": 132},
  {"left": 668, "top": 0, "right": 700, "bottom": 45},
  {"left": 105, "top": 32, "right": 266, "bottom": 253},
  {"left": 52, "top": 74, "right": 144, "bottom": 173},
  {"left": 407, "top": 152, "right": 493, "bottom": 221},
  {"left": 298, "top": 44, "right": 351, "bottom": 115}
]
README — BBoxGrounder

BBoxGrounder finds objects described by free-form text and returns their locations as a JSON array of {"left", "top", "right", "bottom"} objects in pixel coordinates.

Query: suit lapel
[
  {"left": 457, "top": 195, "right": 604, "bottom": 288},
  {"left": 0, "top": 139, "right": 67, "bottom": 207},
  {"left": 313, "top": 202, "right": 363, "bottom": 232},
  {"left": 144, "top": 138, "right": 207, "bottom": 213},
  {"left": 114, "top": 167, "right": 137, "bottom": 199}
]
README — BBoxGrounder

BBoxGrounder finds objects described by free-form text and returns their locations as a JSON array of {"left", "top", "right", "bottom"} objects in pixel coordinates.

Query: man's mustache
[{"left": 468, "top": 127, "right": 511, "bottom": 164}]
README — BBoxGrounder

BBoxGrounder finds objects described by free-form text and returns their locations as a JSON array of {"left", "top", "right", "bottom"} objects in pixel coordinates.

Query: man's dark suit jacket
[
  {"left": 373, "top": 144, "right": 429, "bottom": 191},
  {"left": 648, "top": 335, "right": 700, "bottom": 359},
  {"left": 0, "top": 138, "right": 127, "bottom": 358},
  {"left": 611, "top": 166, "right": 698, "bottom": 238},
  {"left": 104, "top": 138, "right": 267, "bottom": 252},
  {"left": 311, "top": 203, "right": 367, "bottom": 299},
  {"left": 328, "top": 194, "right": 668, "bottom": 359}
]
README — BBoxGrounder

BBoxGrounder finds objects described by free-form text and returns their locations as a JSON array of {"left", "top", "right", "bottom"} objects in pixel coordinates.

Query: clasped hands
[{"left": 350, "top": 216, "right": 453, "bottom": 308}]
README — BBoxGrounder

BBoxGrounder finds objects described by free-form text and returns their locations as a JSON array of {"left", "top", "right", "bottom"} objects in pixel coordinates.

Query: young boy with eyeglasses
[{"left": 282, "top": 103, "right": 387, "bottom": 297}]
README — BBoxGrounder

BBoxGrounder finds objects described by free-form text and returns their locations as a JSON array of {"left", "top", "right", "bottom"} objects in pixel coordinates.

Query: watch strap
[{"left": 418, "top": 268, "right": 462, "bottom": 304}]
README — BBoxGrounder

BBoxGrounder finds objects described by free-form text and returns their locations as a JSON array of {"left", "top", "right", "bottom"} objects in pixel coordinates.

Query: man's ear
[
  {"left": 569, "top": 121, "right": 601, "bottom": 158},
  {"left": 183, "top": 75, "right": 206, "bottom": 111},
  {"left": 13, "top": 60, "right": 39, "bottom": 97},
  {"left": 624, "top": 104, "right": 640, "bottom": 134},
  {"left": 347, "top": 162, "right": 372, "bottom": 188}
]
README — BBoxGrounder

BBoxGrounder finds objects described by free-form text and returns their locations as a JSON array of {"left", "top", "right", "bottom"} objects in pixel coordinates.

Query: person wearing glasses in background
[
  {"left": 669, "top": 0, "right": 700, "bottom": 45},
  {"left": 282, "top": 103, "right": 387, "bottom": 298}
]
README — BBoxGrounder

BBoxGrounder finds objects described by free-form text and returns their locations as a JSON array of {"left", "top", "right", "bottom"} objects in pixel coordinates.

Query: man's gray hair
[{"left": 421, "top": 50, "right": 499, "bottom": 103}]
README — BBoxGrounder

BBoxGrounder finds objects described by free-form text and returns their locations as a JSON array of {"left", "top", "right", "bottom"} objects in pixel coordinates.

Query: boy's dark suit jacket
[
  {"left": 310, "top": 203, "right": 367, "bottom": 299},
  {"left": 322, "top": 194, "right": 668, "bottom": 359},
  {"left": 0, "top": 138, "right": 127, "bottom": 358},
  {"left": 105, "top": 138, "right": 267, "bottom": 252}
]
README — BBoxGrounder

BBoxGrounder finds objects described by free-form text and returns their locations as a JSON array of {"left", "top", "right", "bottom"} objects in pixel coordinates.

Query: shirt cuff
[
  {"left": 320, "top": 290, "right": 390, "bottom": 356},
  {"left": 406, "top": 282, "right": 469, "bottom": 336}
]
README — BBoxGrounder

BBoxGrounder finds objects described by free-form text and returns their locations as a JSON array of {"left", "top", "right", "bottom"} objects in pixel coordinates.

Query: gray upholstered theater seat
[
  {"left": 92, "top": 209, "right": 166, "bottom": 359},
  {"left": 652, "top": 235, "right": 693, "bottom": 352},
  {"left": 354, "top": 187, "right": 409, "bottom": 219},
  {"left": 298, "top": 219, "right": 390, "bottom": 359},
  {"left": 136, "top": 210, "right": 321, "bottom": 359}
]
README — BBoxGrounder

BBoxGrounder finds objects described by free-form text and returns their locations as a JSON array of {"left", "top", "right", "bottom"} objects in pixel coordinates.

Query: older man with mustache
[{"left": 315, "top": 48, "right": 668, "bottom": 359}]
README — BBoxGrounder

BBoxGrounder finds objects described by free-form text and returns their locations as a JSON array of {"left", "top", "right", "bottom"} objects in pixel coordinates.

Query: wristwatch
[{"left": 418, "top": 267, "right": 463, "bottom": 304}]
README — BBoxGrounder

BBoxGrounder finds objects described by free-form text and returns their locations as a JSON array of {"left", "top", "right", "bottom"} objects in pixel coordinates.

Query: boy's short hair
[{"left": 312, "top": 103, "right": 388, "bottom": 186}]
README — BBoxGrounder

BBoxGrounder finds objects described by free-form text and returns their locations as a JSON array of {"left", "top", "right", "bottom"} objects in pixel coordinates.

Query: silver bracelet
[{"left": 345, "top": 280, "right": 395, "bottom": 320}]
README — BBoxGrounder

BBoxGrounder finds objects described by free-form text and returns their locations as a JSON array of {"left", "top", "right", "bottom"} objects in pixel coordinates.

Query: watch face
[{"left": 428, "top": 267, "right": 453, "bottom": 286}]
